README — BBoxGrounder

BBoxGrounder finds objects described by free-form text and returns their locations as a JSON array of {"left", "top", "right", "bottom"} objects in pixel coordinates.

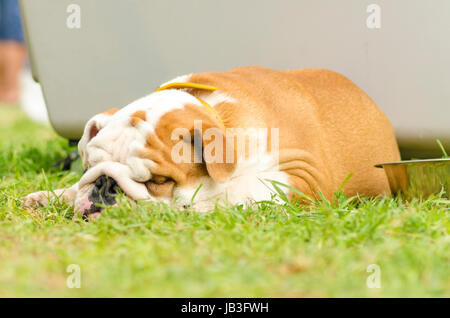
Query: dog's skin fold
[{"left": 23, "top": 66, "right": 400, "bottom": 215}]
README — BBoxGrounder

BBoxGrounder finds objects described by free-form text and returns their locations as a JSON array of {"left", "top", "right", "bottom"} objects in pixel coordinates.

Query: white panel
[{"left": 19, "top": 0, "right": 450, "bottom": 157}]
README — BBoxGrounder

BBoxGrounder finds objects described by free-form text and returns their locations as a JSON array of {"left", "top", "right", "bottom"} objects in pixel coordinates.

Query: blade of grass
[
  {"left": 190, "top": 183, "right": 203, "bottom": 207},
  {"left": 436, "top": 139, "right": 448, "bottom": 158}
]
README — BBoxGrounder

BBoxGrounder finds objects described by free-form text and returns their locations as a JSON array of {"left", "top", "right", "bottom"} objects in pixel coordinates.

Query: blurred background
[
  {"left": 0, "top": 0, "right": 48, "bottom": 124},
  {"left": 3, "top": 0, "right": 450, "bottom": 159}
]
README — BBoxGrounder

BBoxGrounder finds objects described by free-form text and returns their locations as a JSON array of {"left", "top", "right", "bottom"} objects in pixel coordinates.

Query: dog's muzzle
[
  {"left": 78, "top": 161, "right": 153, "bottom": 218},
  {"left": 84, "top": 175, "right": 120, "bottom": 214},
  {"left": 79, "top": 161, "right": 151, "bottom": 200}
]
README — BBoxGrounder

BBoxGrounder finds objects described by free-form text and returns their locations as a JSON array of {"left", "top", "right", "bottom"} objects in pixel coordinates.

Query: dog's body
[{"left": 23, "top": 66, "right": 400, "bottom": 215}]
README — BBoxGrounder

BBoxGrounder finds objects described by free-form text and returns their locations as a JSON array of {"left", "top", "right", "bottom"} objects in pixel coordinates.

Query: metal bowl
[{"left": 376, "top": 159, "right": 450, "bottom": 199}]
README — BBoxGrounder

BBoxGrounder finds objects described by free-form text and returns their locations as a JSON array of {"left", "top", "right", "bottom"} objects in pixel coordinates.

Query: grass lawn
[{"left": 0, "top": 106, "right": 449, "bottom": 297}]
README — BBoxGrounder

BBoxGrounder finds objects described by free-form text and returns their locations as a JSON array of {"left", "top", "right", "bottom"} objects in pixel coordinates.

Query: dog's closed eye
[
  {"left": 147, "top": 175, "right": 172, "bottom": 185},
  {"left": 145, "top": 175, "right": 175, "bottom": 197}
]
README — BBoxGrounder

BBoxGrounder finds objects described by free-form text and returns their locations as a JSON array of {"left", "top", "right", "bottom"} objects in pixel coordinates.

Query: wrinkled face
[{"left": 76, "top": 90, "right": 235, "bottom": 217}]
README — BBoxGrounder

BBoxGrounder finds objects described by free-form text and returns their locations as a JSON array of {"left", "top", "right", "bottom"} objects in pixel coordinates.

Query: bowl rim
[{"left": 375, "top": 158, "right": 450, "bottom": 168}]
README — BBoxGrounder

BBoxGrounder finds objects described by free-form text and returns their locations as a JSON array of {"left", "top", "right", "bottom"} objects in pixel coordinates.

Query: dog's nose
[{"left": 89, "top": 175, "right": 120, "bottom": 206}]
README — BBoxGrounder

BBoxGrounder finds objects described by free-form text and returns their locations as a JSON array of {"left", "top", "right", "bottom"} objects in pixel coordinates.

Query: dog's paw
[{"left": 22, "top": 191, "right": 52, "bottom": 209}]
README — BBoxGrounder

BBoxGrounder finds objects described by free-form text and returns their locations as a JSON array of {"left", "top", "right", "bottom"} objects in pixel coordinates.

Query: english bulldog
[{"left": 23, "top": 66, "right": 400, "bottom": 217}]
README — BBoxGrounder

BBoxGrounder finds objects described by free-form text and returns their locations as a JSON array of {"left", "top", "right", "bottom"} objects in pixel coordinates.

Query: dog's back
[
  {"left": 284, "top": 68, "right": 400, "bottom": 197},
  {"left": 192, "top": 66, "right": 400, "bottom": 199}
]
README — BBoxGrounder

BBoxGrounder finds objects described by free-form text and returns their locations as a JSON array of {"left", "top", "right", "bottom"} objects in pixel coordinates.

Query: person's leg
[
  {"left": 0, "top": 41, "right": 26, "bottom": 103},
  {"left": 0, "top": 0, "right": 27, "bottom": 104}
]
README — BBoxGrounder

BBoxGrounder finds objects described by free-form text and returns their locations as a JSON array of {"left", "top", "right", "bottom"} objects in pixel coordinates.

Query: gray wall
[{"left": 20, "top": 0, "right": 450, "bottom": 158}]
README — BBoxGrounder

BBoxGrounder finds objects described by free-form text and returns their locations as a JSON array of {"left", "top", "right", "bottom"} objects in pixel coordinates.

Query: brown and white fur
[{"left": 23, "top": 66, "right": 400, "bottom": 215}]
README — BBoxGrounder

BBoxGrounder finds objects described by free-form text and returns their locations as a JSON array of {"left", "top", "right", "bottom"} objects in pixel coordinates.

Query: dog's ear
[
  {"left": 78, "top": 108, "right": 119, "bottom": 168},
  {"left": 199, "top": 126, "right": 236, "bottom": 183},
  {"left": 158, "top": 103, "right": 236, "bottom": 183},
  {"left": 188, "top": 116, "right": 236, "bottom": 183}
]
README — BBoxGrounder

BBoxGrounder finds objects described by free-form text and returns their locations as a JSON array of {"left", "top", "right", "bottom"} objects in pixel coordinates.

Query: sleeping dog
[{"left": 23, "top": 66, "right": 400, "bottom": 216}]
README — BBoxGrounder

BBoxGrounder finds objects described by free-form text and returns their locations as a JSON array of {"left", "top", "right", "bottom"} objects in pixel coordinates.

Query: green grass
[{"left": 0, "top": 106, "right": 449, "bottom": 297}]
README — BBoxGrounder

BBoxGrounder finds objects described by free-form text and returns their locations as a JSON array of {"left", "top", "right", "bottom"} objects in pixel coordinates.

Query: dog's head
[{"left": 76, "top": 89, "right": 237, "bottom": 217}]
